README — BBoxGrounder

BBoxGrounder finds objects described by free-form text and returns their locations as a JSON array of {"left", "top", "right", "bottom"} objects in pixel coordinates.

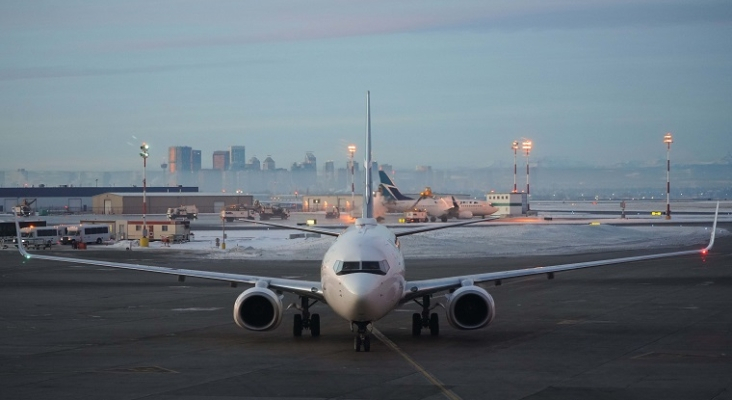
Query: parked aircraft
[
  {"left": 377, "top": 171, "right": 499, "bottom": 221},
  {"left": 15, "top": 92, "right": 719, "bottom": 352}
]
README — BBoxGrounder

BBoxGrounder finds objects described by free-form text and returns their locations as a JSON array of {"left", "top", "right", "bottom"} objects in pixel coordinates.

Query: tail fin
[
  {"left": 377, "top": 170, "right": 413, "bottom": 201},
  {"left": 364, "top": 91, "right": 373, "bottom": 219},
  {"left": 379, "top": 170, "right": 396, "bottom": 186}
]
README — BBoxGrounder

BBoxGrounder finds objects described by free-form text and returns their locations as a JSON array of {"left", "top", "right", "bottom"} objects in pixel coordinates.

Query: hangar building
[{"left": 92, "top": 193, "right": 255, "bottom": 215}]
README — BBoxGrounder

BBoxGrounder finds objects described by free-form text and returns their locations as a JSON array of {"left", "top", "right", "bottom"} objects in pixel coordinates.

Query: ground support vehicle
[
  {"left": 61, "top": 224, "right": 111, "bottom": 245},
  {"left": 325, "top": 207, "right": 340, "bottom": 219},
  {"left": 167, "top": 205, "right": 198, "bottom": 220},
  {"left": 404, "top": 209, "right": 429, "bottom": 223},
  {"left": 221, "top": 204, "right": 258, "bottom": 222},
  {"left": 259, "top": 205, "right": 290, "bottom": 220}
]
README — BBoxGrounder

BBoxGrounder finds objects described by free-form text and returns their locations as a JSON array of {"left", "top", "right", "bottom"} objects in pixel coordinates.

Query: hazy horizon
[{"left": 2, "top": 1, "right": 731, "bottom": 171}]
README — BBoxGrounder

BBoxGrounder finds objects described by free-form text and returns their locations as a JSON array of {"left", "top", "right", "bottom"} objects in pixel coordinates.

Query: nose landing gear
[{"left": 352, "top": 321, "right": 372, "bottom": 352}]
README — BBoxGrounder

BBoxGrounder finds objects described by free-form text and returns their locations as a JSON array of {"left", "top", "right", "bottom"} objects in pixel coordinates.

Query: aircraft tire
[
  {"left": 412, "top": 313, "right": 422, "bottom": 336},
  {"left": 429, "top": 313, "right": 439, "bottom": 336},
  {"left": 354, "top": 336, "right": 362, "bottom": 352},
  {"left": 293, "top": 314, "right": 303, "bottom": 337},
  {"left": 363, "top": 336, "right": 371, "bottom": 352},
  {"left": 310, "top": 314, "right": 320, "bottom": 337}
]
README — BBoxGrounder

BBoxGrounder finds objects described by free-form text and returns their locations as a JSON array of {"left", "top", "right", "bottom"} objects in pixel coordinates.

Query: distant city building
[
  {"left": 380, "top": 163, "right": 393, "bottom": 174},
  {"left": 324, "top": 160, "right": 335, "bottom": 180},
  {"left": 192, "top": 150, "right": 202, "bottom": 172},
  {"left": 304, "top": 151, "right": 316, "bottom": 171},
  {"left": 262, "top": 156, "right": 275, "bottom": 171},
  {"left": 168, "top": 146, "right": 193, "bottom": 173},
  {"left": 247, "top": 156, "right": 261, "bottom": 171},
  {"left": 212, "top": 151, "right": 230, "bottom": 171},
  {"left": 230, "top": 146, "right": 246, "bottom": 170}
]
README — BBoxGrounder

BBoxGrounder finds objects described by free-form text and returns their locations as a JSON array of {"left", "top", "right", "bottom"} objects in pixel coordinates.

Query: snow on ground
[{"left": 102, "top": 222, "right": 727, "bottom": 261}]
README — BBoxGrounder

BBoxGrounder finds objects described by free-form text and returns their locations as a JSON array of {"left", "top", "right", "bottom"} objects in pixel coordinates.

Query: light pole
[
  {"left": 139, "top": 143, "right": 149, "bottom": 247},
  {"left": 348, "top": 144, "right": 356, "bottom": 212},
  {"left": 522, "top": 139, "right": 532, "bottom": 211},
  {"left": 664, "top": 132, "right": 673, "bottom": 220},
  {"left": 511, "top": 140, "right": 519, "bottom": 193}
]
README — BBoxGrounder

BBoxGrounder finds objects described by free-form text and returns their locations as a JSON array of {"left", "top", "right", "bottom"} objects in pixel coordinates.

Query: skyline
[{"left": 2, "top": 1, "right": 731, "bottom": 171}]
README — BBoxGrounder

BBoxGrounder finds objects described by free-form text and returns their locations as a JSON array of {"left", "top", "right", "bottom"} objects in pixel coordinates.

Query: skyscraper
[
  {"left": 192, "top": 150, "right": 202, "bottom": 172},
  {"left": 168, "top": 146, "right": 192, "bottom": 173},
  {"left": 213, "top": 151, "right": 230, "bottom": 171},
  {"left": 230, "top": 146, "right": 246, "bottom": 170}
]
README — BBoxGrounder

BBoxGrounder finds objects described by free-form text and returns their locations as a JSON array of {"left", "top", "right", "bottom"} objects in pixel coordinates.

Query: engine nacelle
[
  {"left": 233, "top": 287, "right": 283, "bottom": 331},
  {"left": 457, "top": 210, "right": 474, "bottom": 219},
  {"left": 445, "top": 285, "right": 496, "bottom": 330}
]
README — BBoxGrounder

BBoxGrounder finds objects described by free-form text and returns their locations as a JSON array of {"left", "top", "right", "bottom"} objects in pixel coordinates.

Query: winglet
[
  {"left": 704, "top": 201, "right": 719, "bottom": 252},
  {"left": 14, "top": 216, "right": 30, "bottom": 259}
]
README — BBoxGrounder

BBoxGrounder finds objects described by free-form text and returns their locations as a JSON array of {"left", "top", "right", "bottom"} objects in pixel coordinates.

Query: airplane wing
[
  {"left": 401, "top": 203, "right": 719, "bottom": 303},
  {"left": 14, "top": 221, "right": 325, "bottom": 301}
]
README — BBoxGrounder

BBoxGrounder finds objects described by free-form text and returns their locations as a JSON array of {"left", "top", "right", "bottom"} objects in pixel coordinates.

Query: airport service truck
[
  {"left": 259, "top": 204, "right": 290, "bottom": 220},
  {"left": 404, "top": 209, "right": 429, "bottom": 223},
  {"left": 167, "top": 205, "right": 198, "bottom": 220},
  {"left": 221, "top": 204, "right": 257, "bottom": 222}
]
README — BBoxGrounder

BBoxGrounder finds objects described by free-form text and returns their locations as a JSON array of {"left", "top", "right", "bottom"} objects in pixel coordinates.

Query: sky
[{"left": 1, "top": 0, "right": 731, "bottom": 171}]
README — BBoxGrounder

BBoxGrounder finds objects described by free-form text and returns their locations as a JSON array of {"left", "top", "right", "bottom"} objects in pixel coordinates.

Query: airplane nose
[{"left": 339, "top": 274, "right": 383, "bottom": 318}]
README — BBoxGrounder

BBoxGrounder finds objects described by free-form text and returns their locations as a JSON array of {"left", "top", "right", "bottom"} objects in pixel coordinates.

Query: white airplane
[
  {"left": 15, "top": 92, "right": 719, "bottom": 353},
  {"left": 377, "top": 171, "right": 499, "bottom": 221}
]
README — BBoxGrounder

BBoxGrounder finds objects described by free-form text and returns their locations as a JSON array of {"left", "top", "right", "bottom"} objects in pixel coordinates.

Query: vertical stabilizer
[{"left": 364, "top": 91, "right": 373, "bottom": 219}]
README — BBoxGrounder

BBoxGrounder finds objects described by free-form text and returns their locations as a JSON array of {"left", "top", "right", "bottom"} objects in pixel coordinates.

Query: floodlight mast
[
  {"left": 664, "top": 132, "right": 673, "bottom": 220},
  {"left": 522, "top": 139, "right": 532, "bottom": 210},
  {"left": 139, "top": 143, "right": 149, "bottom": 247},
  {"left": 511, "top": 140, "right": 519, "bottom": 193}
]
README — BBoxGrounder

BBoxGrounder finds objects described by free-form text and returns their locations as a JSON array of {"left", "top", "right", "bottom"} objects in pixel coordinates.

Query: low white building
[{"left": 486, "top": 193, "right": 528, "bottom": 216}]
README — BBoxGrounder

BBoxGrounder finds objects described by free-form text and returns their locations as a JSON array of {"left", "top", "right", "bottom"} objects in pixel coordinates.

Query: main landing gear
[
  {"left": 292, "top": 296, "right": 320, "bottom": 337},
  {"left": 412, "top": 295, "right": 440, "bottom": 337},
  {"left": 352, "top": 321, "right": 372, "bottom": 352}
]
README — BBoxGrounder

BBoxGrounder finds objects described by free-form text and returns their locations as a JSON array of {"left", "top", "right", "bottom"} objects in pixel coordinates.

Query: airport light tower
[
  {"left": 511, "top": 140, "right": 519, "bottom": 193},
  {"left": 139, "top": 143, "right": 149, "bottom": 247},
  {"left": 664, "top": 132, "right": 673, "bottom": 220},
  {"left": 522, "top": 139, "right": 532, "bottom": 200},
  {"left": 348, "top": 144, "right": 356, "bottom": 211}
]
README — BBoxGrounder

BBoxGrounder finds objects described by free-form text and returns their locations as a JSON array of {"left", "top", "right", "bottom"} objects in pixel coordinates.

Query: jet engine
[
  {"left": 233, "top": 287, "right": 283, "bottom": 331},
  {"left": 457, "top": 210, "right": 474, "bottom": 219},
  {"left": 445, "top": 285, "right": 495, "bottom": 330}
]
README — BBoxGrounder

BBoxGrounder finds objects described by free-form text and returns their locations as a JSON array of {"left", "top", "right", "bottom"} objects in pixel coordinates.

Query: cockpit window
[{"left": 334, "top": 260, "right": 390, "bottom": 275}]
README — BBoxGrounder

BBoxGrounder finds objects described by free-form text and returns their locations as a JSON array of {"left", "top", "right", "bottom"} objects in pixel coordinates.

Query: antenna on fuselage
[{"left": 364, "top": 91, "right": 373, "bottom": 219}]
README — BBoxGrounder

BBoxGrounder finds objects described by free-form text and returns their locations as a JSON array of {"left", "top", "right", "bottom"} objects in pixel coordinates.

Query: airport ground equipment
[
  {"left": 12, "top": 199, "right": 37, "bottom": 217},
  {"left": 221, "top": 203, "right": 258, "bottom": 222},
  {"left": 166, "top": 205, "right": 198, "bottom": 220},
  {"left": 259, "top": 204, "right": 290, "bottom": 220},
  {"left": 404, "top": 209, "right": 429, "bottom": 223},
  {"left": 325, "top": 206, "right": 340, "bottom": 219}
]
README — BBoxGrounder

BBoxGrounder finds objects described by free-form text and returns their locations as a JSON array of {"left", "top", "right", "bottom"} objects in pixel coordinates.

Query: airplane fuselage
[
  {"left": 377, "top": 194, "right": 452, "bottom": 217},
  {"left": 455, "top": 200, "right": 499, "bottom": 217},
  {"left": 321, "top": 218, "right": 406, "bottom": 322}
]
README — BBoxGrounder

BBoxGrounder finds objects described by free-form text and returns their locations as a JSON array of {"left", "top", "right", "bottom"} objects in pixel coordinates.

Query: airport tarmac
[{"left": 1, "top": 224, "right": 731, "bottom": 400}]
